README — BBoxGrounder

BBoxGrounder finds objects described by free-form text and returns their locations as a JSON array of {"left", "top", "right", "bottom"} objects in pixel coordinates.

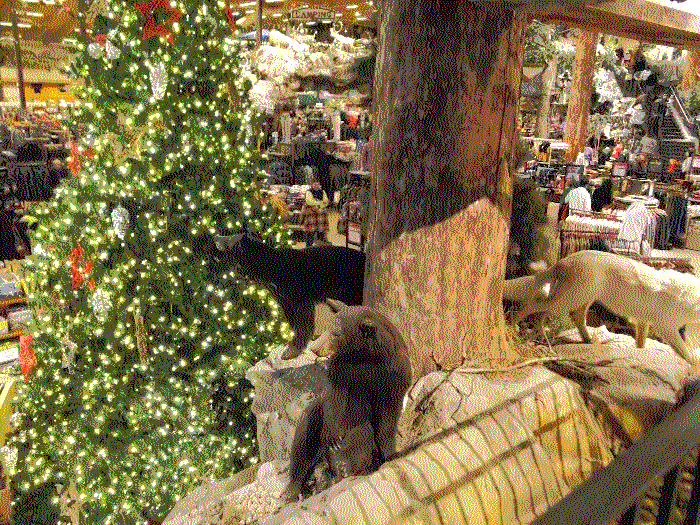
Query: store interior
[{"left": 2, "top": 0, "right": 700, "bottom": 524}]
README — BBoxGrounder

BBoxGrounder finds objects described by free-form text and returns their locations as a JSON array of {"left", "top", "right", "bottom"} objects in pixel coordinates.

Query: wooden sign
[{"left": 289, "top": 7, "right": 338, "bottom": 22}]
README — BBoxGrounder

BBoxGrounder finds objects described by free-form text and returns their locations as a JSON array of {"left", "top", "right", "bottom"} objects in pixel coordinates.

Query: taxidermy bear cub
[
  {"left": 283, "top": 299, "right": 412, "bottom": 501},
  {"left": 213, "top": 233, "right": 365, "bottom": 359}
]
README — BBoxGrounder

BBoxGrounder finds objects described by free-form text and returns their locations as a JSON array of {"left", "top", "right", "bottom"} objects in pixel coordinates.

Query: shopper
[
  {"left": 682, "top": 150, "right": 694, "bottom": 180},
  {"left": 591, "top": 178, "right": 613, "bottom": 212},
  {"left": 302, "top": 178, "right": 330, "bottom": 247},
  {"left": 564, "top": 177, "right": 591, "bottom": 213}
]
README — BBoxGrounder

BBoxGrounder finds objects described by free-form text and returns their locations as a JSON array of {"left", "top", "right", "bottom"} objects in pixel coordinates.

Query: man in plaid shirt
[{"left": 302, "top": 178, "right": 330, "bottom": 246}]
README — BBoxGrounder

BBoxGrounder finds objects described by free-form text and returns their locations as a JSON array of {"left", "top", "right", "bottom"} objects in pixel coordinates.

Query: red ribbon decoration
[
  {"left": 69, "top": 140, "right": 80, "bottom": 176},
  {"left": 19, "top": 335, "right": 37, "bottom": 382},
  {"left": 225, "top": 0, "right": 236, "bottom": 32}
]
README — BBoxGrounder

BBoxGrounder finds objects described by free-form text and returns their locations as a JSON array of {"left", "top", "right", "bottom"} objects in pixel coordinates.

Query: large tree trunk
[
  {"left": 364, "top": 0, "right": 525, "bottom": 379},
  {"left": 536, "top": 57, "right": 558, "bottom": 139},
  {"left": 681, "top": 50, "right": 700, "bottom": 92},
  {"left": 564, "top": 29, "right": 598, "bottom": 163}
]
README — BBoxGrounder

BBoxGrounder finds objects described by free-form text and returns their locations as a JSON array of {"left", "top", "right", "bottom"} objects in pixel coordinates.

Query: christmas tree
[{"left": 7, "top": 2, "right": 290, "bottom": 523}]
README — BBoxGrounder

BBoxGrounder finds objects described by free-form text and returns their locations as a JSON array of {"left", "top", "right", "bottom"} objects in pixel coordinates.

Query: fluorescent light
[
  {"left": 62, "top": 38, "right": 77, "bottom": 44},
  {"left": 356, "top": 17, "right": 367, "bottom": 21},
  {"left": 18, "top": 23, "right": 32, "bottom": 28},
  {"left": 245, "top": 9, "right": 254, "bottom": 13},
  {"left": 42, "top": 0, "right": 56, "bottom": 5},
  {"left": 346, "top": 4, "right": 358, "bottom": 8},
  {"left": 25, "top": 11, "right": 44, "bottom": 16},
  {"left": 0, "top": 22, "right": 11, "bottom": 26},
  {"left": 305, "top": 21, "right": 315, "bottom": 25},
  {"left": 272, "top": 12, "right": 282, "bottom": 17},
  {"left": 239, "top": 1, "right": 256, "bottom": 6},
  {"left": 266, "top": 0, "right": 283, "bottom": 3}
]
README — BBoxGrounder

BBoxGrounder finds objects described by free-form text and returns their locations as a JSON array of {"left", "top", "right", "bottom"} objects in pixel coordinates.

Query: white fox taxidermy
[{"left": 508, "top": 250, "right": 700, "bottom": 370}]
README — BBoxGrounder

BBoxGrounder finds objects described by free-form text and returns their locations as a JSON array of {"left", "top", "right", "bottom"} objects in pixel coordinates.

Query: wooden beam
[
  {"left": 11, "top": 9, "right": 26, "bottom": 113},
  {"left": 524, "top": 0, "right": 700, "bottom": 51},
  {"left": 564, "top": 29, "right": 597, "bottom": 163},
  {"left": 681, "top": 50, "right": 700, "bottom": 91}
]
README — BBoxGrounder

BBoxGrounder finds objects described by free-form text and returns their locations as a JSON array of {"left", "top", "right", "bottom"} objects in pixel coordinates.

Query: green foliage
[
  {"left": 9, "top": 2, "right": 290, "bottom": 523},
  {"left": 524, "top": 20, "right": 555, "bottom": 66},
  {"left": 680, "top": 85, "right": 700, "bottom": 117}
]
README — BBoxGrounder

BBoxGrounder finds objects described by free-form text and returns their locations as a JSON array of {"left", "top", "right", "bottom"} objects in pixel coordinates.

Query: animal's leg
[
  {"left": 657, "top": 327, "right": 699, "bottom": 369},
  {"left": 635, "top": 321, "right": 650, "bottom": 349},
  {"left": 281, "top": 302, "right": 315, "bottom": 360},
  {"left": 372, "top": 368, "right": 410, "bottom": 465},
  {"left": 283, "top": 397, "right": 324, "bottom": 501},
  {"left": 570, "top": 303, "right": 593, "bottom": 343}
]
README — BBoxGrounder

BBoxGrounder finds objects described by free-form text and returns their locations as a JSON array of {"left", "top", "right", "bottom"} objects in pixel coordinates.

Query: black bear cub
[
  {"left": 213, "top": 233, "right": 365, "bottom": 359},
  {"left": 283, "top": 299, "right": 412, "bottom": 501}
]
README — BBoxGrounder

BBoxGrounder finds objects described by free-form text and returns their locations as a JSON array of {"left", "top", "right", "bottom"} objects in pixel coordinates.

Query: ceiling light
[
  {"left": 356, "top": 17, "right": 367, "bottom": 21},
  {"left": 245, "top": 9, "right": 254, "bottom": 13},
  {"left": 42, "top": 0, "right": 56, "bottom": 5},
  {"left": 272, "top": 13, "right": 282, "bottom": 17},
  {"left": 266, "top": 0, "right": 283, "bottom": 3},
  {"left": 25, "top": 0, "right": 41, "bottom": 3},
  {"left": 239, "top": 1, "right": 256, "bottom": 6},
  {"left": 0, "top": 22, "right": 11, "bottom": 27},
  {"left": 24, "top": 11, "right": 44, "bottom": 16},
  {"left": 346, "top": 4, "right": 358, "bottom": 8},
  {"left": 62, "top": 38, "right": 76, "bottom": 44},
  {"left": 305, "top": 21, "right": 315, "bottom": 25},
  {"left": 17, "top": 23, "right": 32, "bottom": 28}
]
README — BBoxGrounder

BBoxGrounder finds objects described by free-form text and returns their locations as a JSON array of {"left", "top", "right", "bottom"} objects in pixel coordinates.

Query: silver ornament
[
  {"left": 91, "top": 289, "right": 111, "bottom": 314},
  {"left": 148, "top": 62, "right": 167, "bottom": 100},
  {"left": 105, "top": 41, "right": 121, "bottom": 59},
  {"left": 111, "top": 205, "right": 130, "bottom": 239},
  {"left": 87, "top": 42, "right": 104, "bottom": 58}
]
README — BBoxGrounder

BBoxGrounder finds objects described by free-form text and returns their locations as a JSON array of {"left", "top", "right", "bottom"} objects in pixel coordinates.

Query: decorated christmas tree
[{"left": 7, "top": 2, "right": 290, "bottom": 523}]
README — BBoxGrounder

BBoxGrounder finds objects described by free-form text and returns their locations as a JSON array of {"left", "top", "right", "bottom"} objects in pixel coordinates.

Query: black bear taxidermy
[
  {"left": 283, "top": 299, "right": 412, "bottom": 501},
  {"left": 213, "top": 233, "right": 365, "bottom": 359}
]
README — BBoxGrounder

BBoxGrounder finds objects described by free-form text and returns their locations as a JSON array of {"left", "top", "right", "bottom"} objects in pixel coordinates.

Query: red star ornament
[{"left": 135, "top": 0, "right": 184, "bottom": 43}]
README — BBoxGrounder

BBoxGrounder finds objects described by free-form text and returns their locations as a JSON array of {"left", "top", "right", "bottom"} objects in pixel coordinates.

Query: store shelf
[
  {"left": 0, "top": 298, "right": 26, "bottom": 310},
  {"left": 0, "top": 331, "right": 22, "bottom": 342}
]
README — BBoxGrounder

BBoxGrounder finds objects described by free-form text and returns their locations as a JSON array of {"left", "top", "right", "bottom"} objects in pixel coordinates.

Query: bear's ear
[
  {"left": 358, "top": 317, "right": 377, "bottom": 338},
  {"left": 326, "top": 299, "right": 347, "bottom": 313}
]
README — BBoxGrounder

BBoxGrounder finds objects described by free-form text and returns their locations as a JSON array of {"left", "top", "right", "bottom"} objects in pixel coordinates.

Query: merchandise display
[{"left": 5, "top": 4, "right": 700, "bottom": 525}]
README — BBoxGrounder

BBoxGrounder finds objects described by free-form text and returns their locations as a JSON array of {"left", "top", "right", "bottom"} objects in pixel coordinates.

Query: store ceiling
[{"left": 0, "top": 0, "right": 377, "bottom": 45}]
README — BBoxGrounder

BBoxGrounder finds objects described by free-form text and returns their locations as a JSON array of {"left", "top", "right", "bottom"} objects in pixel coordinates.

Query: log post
[
  {"left": 365, "top": 0, "right": 525, "bottom": 378},
  {"left": 564, "top": 29, "right": 598, "bottom": 163},
  {"left": 681, "top": 50, "right": 700, "bottom": 92},
  {"left": 536, "top": 56, "right": 558, "bottom": 138}
]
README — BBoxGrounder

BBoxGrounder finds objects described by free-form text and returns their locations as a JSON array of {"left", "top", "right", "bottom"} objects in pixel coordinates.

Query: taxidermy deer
[{"left": 509, "top": 250, "right": 700, "bottom": 371}]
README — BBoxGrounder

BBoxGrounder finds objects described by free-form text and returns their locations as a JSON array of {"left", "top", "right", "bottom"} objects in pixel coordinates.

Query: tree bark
[
  {"left": 536, "top": 57, "right": 558, "bottom": 138},
  {"left": 365, "top": 0, "right": 525, "bottom": 378},
  {"left": 564, "top": 29, "right": 598, "bottom": 163},
  {"left": 680, "top": 50, "right": 700, "bottom": 92}
]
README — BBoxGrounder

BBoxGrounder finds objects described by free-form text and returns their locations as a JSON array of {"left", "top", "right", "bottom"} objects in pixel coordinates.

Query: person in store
[
  {"left": 302, "top": 177, "right": 330, "bottom": 247},
  {"left": 682, "top": 150, "right": 695, "bottom": 180},
  {"left": 590, "top": 178, "right": 613, "bottom": 212},
  {"left": 564, "top": 176, "right": 591, "bottom": 213}
]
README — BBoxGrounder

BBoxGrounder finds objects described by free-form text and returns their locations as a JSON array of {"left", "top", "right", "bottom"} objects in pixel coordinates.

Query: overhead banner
[{"left": 288, "top": 7, "right": 338, "bottom": 23}]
